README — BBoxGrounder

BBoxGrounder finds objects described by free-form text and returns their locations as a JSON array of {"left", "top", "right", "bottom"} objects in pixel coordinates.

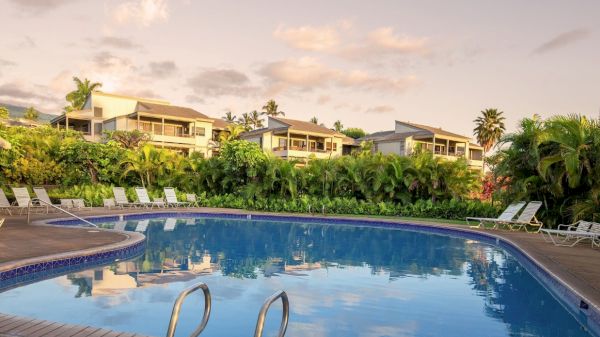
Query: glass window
[
  {"left": 93, "top": 107, "right": 103, "bottom": 118},
  {"left": 195, "top": 127, "right": 206, "bottom": 136}
]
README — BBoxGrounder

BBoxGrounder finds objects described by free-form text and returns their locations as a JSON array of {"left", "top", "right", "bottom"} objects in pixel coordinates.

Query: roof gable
[{"left": 135, "top": 102, "right": 210, "bottom": 120}]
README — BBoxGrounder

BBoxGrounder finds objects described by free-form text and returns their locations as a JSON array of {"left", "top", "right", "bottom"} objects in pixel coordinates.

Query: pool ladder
[{"left": 166, "top": 282, "right": 289, "bottom": 337}]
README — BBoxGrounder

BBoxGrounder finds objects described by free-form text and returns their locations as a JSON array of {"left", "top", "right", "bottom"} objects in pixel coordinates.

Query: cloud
[
  {"left": 273, "top": 24, "right": 429, "bottom": 62},
  {"left": 92, "top": 51, "right": 136, "bottom": 70},
  {"left": 273, "top": 24, "right": 341, "bottom": 51},
  {"left": 316, "top": 95, "right": 331, "bottom": 105},
  {"left": 365, "top": 105, "right": 394, "bottom": 114},
  {"left": 0, "top": 59, "right": 16, "bottom": 75},
  {"left": 8, "top": 0, "right": 76, "bottom": 14},
  {"left": 0, "top": 81, "right": 57, "bottom": 111},
  {"left": 95, "top": 36, "right": 142, "bottom": 50},
  {"left": 259, "top": 57, "right": 418, "bottom": 95},
  {"left": 533, "top": 29, "right": 591, "bottom": 54},
  {"left": 146, "top": 61, "right": 177, "bottom": 77},
  {"left": 187, "top": 68, "right": 258, "bottom": 97},
  {"left": 113, "top": 0, "right": 169, "bottom": 26},
  {"left": 185, "top": 95, "right": 205, "bottom": 104}
]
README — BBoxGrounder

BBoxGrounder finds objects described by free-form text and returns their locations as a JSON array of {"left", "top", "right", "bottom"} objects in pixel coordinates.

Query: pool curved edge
[
  {"left": 0, "top": 225, "right": 146, "bottom": 292},
  {"left": 30, "top": 211, "right": 600, "bottom": 336}
]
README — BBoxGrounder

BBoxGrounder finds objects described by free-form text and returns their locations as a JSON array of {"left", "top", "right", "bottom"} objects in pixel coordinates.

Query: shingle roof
[
  {"left": 135, "top": 102, "right": 210, "bottom": 120},
  {"left": 212, "top": 119, "right": 232, "bottom": 130},
  {"left": 271, "top": 116, "right": 341, "bottom": 136},
  {"left": 397, "top": 121, "right": 471, "bottom": 140}
]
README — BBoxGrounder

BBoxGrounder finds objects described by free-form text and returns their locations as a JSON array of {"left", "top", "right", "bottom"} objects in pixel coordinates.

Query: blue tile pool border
[{"left": 40, "top": 211, "right": 600, "bottom": 336}]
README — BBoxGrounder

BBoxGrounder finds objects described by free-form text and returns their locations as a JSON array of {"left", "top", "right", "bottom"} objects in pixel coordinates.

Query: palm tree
[
  {"left": 238, "top": 113, "right": 253, "bottom": 131},
  {"left": 310, "top": 117, "right": 318, "bottom": 124},
  {"left": 219, "top": 124, "right": 246, "bottom": 142},
  {"left": 23, "top": 107, "right": 39, "bottom": 121},
  {"left": 65, "top": 77, "right": 102, "bottom": 112},
  {"left": 261, "top": 100, "right": 285, "bottom": 117},
  {"left": 473, "top": 108, "right": 506, "bottom": 152},
  {"left": 120, "top": 144, "right": 175, "bottom": 188},
  {"left": 223, "top": 111, "right": 237, "bottom": 123},
  {"left": 249, "top": 110, "right": 264, "bottom": 130},
  {"left": 333, "top": 120, "right": 343, "bottom": 132}
]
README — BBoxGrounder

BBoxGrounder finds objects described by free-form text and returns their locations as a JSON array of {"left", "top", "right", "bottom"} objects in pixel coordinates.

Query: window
[
  {"left": 94, "top": 107, "right": 103, "bottom": 118},
  {"left": 139, "top": 121, "right": 152, "bottom": 132},
  {"left": 279, "top": 138, "right": 287, "bottom": 148},
  {"left": 326, "top": 141, "right": 338, "bottom": 151},
  {"left": 195, "top": 127, "right": 206, "bottom": 136},
  {"left": 94, "top": 123, "right": 103, "bottom": 135}
]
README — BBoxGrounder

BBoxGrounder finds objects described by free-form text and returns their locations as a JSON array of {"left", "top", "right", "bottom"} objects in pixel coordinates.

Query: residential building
[
  {"left": 240, "top": 116, "right": 358, "bottom": 161},
  {"left": 50, "top": 92, "right": 226, "bottom": 157},
  {"left": 362, "top": 121, "right": 484, "bottom": 170}
]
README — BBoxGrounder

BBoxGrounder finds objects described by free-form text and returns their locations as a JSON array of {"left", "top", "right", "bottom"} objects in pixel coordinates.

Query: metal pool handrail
[
  {"left": 27, "top": 198, "right": 97, "bottom": 227},
  {"left": 253, "top": 290, "right": 289, "bottom": 337},
  {"left": 166, "top": 282, "right": 212, "bottom": 337}
]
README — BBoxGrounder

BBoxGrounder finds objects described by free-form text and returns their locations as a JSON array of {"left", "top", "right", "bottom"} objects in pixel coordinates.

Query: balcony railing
[{"left": 273, "top": 146, "right": 332, "bottom": 153}]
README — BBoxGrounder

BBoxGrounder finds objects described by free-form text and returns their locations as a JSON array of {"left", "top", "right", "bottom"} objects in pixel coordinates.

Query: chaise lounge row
[{"left": 110, "top": 187, "right": 198, "bottom": 209}]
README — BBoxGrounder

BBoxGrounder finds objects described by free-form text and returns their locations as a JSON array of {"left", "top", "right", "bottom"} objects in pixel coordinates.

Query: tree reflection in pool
[{"left": 0, "top": 217, "right": 595, "bottom": 337}]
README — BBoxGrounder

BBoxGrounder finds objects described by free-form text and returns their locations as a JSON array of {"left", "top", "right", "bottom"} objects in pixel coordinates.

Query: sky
[{"left": 0, "top": 0, "right": 599, "bottom": 137}]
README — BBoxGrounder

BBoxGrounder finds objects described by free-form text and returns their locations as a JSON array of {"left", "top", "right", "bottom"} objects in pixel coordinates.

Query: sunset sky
[{"left": 0, "top": 0, "right": 598, "bottom": 136}]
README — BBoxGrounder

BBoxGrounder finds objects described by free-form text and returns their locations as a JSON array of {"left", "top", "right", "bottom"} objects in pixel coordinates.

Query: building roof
[
  {"left": 93, "top": 91, "right": 170, "bottom": 105},
  {"left": 270, "top": 116, "right": 345, "bottom": 137},
  {"left": 212, "top": 118, "right": 232, "bottom": 130},
  {"left": 397, "top": 121, "right": 471, "bottom": 140},
  {"left": 135, "top": 102, "right": 211, "bottom": 121}
]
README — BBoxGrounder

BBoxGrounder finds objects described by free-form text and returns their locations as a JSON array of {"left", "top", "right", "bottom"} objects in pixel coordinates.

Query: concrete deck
[{"left": 0, "top": 207, "right": 599, "bottom": 335}]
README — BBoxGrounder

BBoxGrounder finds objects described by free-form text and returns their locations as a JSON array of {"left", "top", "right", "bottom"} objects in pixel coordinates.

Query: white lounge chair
[
  {"left": 60, "top": 199, "right": 74, "bottom": 210},
  {"left": 113, "top": 221, "right": 128, "bottom": 231},
  {"left": 164, "top": 187, "right": 191, "bottom": 208},
  {"left": 113, "top": 187, "right": 140, "bottom": 208},
  {"left": 186, "top": 194, "right": 199, "bottom": 207},
  {"left": 164, "top": 218, "right": 177, "bottom": 231},
  {"left": 103, "top": 198, "right": 116, "bottom": 209},
  {"left": 135, "top": 187, "right": 165, "bottom": 208},
  {"left": 0, "top": 218, "right": 4, "bottom": 229},
  {"left": 72, "top": 199, "right": 92, "bottom": 211},
  {"left": 135, "top": 219, "right": 150, "bottom": 232},
  {"left": 11, "top": 187, "right": 47, "bottom": 214},
  {"left": 541, "top": 221, "right": 600, "bottom": 247},
  {"left": 498, "top": 201, "right": 544, "bottom": 232},
  {"left": 466, "top": 202, "right": 526, "bottom": 229},
  {"left": 0, "top": 189, "right": 13, "bottom": 215},
  {"left": 33, "top": 187, "right": 63, "bottom": 212}
]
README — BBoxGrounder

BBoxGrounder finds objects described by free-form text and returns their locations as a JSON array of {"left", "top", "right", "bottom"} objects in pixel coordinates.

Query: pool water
[{"left": 0, "top": 217, "right": 595, "bottom": 337}]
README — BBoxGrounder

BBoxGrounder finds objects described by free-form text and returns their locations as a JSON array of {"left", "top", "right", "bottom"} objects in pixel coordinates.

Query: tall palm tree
[
  {"left": 249, "top": 110, "right": 264, "bottom": 130},
  {"left": 65, "top": 77, "right": 102, "bottom": 112},
  {"left": 333, "top": 120, "right": 343, "bottom": 132},
  {"left": 23, "top": 107, "right": 39, "bottom": 121},
  {"left": 219, "top": 124, "right": 246, "bottom": 142},
  {"left": 310, "top": 117, "right": 318, "bottom": 124},
  {"left": 223, "top": 111, "right": 237, "bottom": 123},
  {"left": 261, "top": 100, "right": 285, "bottom": 117},
  {"left": 473, "top": 108, "right": 506, "bottom": 152},
  {"left": 238, "top": 113, "right": 253, "bottom": 131}
]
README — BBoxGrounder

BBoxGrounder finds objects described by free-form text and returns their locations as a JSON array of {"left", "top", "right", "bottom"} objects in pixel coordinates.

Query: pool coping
[
  {"left": 12, "top": 210, "right": 600, "bottom": 336},
  {"left": 0, "top": 222, "right": 146, "bottom": 290}
]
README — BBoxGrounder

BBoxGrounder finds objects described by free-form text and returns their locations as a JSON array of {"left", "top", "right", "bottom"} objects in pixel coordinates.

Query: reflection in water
[{"left": 0, "top": 217, "right": 594, "bottom": 337}]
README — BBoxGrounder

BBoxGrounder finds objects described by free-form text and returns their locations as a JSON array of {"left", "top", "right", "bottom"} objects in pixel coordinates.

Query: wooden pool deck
[{"left": 0, "top": 313, "right": 150, "bottom": 337}]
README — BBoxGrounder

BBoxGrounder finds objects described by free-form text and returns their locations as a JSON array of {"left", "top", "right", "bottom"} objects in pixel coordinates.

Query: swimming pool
[{"left": 0, "top": 214, "right": 597, "bottom": 337}]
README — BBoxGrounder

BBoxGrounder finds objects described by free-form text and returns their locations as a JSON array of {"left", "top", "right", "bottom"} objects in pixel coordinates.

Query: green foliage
[
  {"left": 0, "top": 106, "right": 9, "bottom": 119},
  {"left": 473, "top": 108, "right": 506, "bottom": 152},
  {"left": 64, "top": 77, "right": 102, "bottom": 112},
  {"left": 103, "top": 130, "right": 150, "bottom": 149},
  {"left": 495, "top": 114, "right": 600, "bottom": 226},
  {"left": 23, "top": 107, "right": 39, "bottom": 121},
  {"left": 261, "top": 100, "right": 285, "bottom": 117},
  {"left": 342, "top": 127, "right": 367, "bottom": 139}
]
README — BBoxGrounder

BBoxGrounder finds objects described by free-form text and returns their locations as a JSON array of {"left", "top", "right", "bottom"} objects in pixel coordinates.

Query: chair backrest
[
  {"left": 135, "top": 187, "right": 151, "bottom": 203},
  {"left": 0, "top": 189, "right": 11, "bottom": 208},
  {"left": 574, "top": 221, "right": 593, "bottom": 233},
  {"left": 72, "top": 199, "right": 86, "bottom": 208},
  {"left": 186, "top": 194, "right": 196, "bottom": 202},
  {"left": 497, "top": 202, "right": 526, "bottom": 221},
  {"left": 0, "top": 218, "right": 4, "bottom": 229},
  {"left": 11, "top": 187, "right": 31, "bottom": 207},
  {"left": 516, "top": 201, "right": 543, "bottom": 223},
  {"left": 33, "top": 187, "right": 52, "bottom": 204},
  {"left": 60, "top": 199, "right": 73, "bottom": 208},
  {"left": 164, "top": 187, "right": 179, "bottom": 203},
  {"left": 113, "top": 187, "right": 130, "bottom": 205}
]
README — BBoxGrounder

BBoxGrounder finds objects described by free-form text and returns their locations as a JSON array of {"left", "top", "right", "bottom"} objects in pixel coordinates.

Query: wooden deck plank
[
  {"left": 6, "top": 319, "right": 45, "bottom": 333},
  {"left": 0, "top": 317, "right": 37, "bottom": 331},
  {"left": 0, "top": 314, "right": 153, "bottom": 337},
  {"left": 71, "top": 327, "right": 102, "bottom": 337},
  {"left": 27, "top": 322, "right": 66, "bottom": 337}
]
